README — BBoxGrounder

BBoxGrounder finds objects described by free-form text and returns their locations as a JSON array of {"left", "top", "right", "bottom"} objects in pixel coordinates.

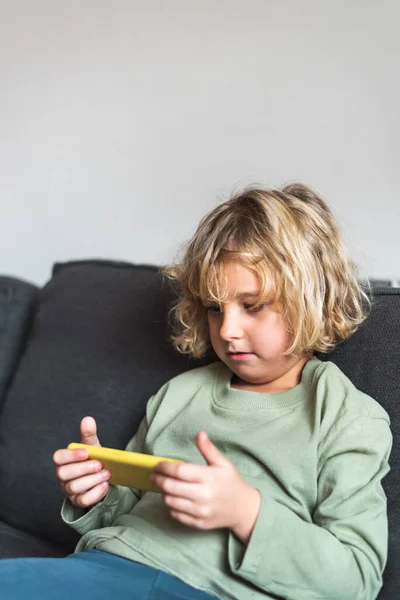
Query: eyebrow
[
  {"left": 202, "top": 292, "right": 261, "bottom": 305},
  {"left": 235, "top": 292, "right": 260, "bottom": 299}
]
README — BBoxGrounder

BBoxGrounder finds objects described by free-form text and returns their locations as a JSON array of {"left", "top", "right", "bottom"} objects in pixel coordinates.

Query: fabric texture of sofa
[{"left": 0, "top": 259, "right": 398, "bottom": 599}]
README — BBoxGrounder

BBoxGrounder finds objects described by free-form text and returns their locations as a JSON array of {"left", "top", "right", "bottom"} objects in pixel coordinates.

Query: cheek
[
  {"left": 254, "top": 317, "right": 290, "bottom": 351},
  {"left": 207, "top": 319, "right": 220, "bottom": 341}
]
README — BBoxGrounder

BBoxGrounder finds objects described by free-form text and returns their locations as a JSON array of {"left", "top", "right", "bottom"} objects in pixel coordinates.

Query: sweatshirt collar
[{"left": 212, "top": 357, "right": 320, "bottom": 411}]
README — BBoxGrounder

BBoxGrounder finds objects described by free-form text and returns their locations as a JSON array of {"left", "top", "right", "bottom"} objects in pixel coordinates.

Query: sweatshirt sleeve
[
  {"left": 61, "top": 385, "right": 170, "bottom": 535},
  {"left": 228, "top": 415, "right": 392, "bottom": 600}
]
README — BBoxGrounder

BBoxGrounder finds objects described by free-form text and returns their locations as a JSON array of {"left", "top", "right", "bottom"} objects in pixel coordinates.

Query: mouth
[{"left": 227, "top": 352, "right": 254, "bottom": 361}]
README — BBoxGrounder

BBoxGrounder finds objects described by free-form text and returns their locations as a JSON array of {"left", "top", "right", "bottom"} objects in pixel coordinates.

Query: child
[{"left": 0, "top": 183, "right": 392, "bottom": 600}]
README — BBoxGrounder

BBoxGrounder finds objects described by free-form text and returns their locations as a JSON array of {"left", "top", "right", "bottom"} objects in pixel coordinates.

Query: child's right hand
[{"left": 53, "top": 416, "right": 111, "bottom": 508}]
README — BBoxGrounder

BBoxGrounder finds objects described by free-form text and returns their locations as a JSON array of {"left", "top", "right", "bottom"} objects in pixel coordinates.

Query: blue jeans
[{"left": 0, "top": 549, "right": 217, "bottom": 599}]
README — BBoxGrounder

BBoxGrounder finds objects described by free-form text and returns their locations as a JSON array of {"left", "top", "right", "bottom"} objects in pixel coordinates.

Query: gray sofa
[{"left": 0, "top": 259, "right": 398, "bottom": 599}]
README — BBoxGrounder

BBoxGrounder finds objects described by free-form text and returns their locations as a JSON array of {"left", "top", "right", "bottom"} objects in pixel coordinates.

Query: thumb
[
  {"left": 196, "top": 431, "right": 229, "bottom": 467},
  {"left": 80, "top": 416, "right": 101, "bottom": 446}
]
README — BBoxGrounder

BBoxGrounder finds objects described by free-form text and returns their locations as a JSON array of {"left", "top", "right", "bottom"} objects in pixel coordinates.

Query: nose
[{"left": 219, "top": 308, "right": 244, "bottom": 341}]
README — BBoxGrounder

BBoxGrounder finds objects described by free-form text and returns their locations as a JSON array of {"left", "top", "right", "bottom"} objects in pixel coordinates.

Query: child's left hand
[{"left": 150, "top": 431, "right": 261, "bottom": 544}]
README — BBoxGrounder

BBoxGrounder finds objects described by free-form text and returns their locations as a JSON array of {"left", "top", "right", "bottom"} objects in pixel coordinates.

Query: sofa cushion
[
  {"left": 0, "top": 260, "right": 213, "bottom": 549},
  {"left": 0, "top": 520, "right": 69, "bottom": 559},
  {"left": 0, "top": 277, "right": 37, "bottom": 407}
]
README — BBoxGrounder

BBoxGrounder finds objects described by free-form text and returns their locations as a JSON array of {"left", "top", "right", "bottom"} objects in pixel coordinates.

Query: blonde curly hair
[{"left": 161, "top": 183, "right": 370, "bottom": 359}]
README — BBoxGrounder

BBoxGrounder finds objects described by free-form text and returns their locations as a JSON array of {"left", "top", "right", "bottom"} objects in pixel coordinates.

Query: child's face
[{"left": 203, "top": 261, "right": 308, "bottom": 391}]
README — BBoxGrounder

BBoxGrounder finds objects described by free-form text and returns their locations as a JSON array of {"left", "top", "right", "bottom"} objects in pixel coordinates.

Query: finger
[
  {"left": 153, "top": 461, "right": 205, "bottom": 482},
  {"left": 80, "top": 416, "right": 101, "bottom": 446},
  {"left": 53, "top": 448, "right": 89, "bottom": 466},
  {"left": 63, "top": 470, "right": 110, "bottom": 497},
  {"left": 56, "top": 459, "right": 103, "bottom": 483},
  {"left": 196, "top": 431, "right": 229, "bottom": 467},
  {"left": 164, "top": 495, "right": 206, "bottom": 519},
  {"left": 150, "top": 474, "right": 203, "bottom": 500},
  {"left": 71, "top": 481, "right": 110, "bottom": 508}
]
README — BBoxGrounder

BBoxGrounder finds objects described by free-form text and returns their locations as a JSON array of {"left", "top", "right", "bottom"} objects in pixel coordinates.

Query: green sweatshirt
[{"left": 62, "top": 357, "right": 392, "bottom": 600}]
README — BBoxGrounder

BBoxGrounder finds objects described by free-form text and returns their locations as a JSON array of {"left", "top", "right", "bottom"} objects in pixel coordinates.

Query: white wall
[{"left": 1, "top": 0, "right": 399, "bottom": 285}]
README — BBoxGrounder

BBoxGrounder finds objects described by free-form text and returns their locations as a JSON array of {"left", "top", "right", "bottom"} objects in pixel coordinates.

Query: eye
[
  {"left": 243, "top": 303, "right": 265, "bottom": 313},
  {"left": 204, "top": 305, "right": 221, "bottom": 314}
]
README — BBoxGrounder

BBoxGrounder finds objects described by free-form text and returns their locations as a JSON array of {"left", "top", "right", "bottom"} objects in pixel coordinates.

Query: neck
[{"left": 231, "top": 355, "right": 311, "bottom": 394}]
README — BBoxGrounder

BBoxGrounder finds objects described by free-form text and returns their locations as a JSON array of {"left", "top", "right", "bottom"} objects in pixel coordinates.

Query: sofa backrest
[
  {"left": 317, "top": 286, "right": 400, "bottom": 597},
  {"left": 0, "top": 261, "right": 398, "bottom": 566},
  {"left": 0, "top": 277, "right": 37, "bottom": 407}
]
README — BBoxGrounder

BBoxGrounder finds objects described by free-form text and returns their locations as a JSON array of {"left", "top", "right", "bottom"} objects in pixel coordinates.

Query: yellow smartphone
[{"left": 68, "top": 443, "right": 184, "bottom": 493}]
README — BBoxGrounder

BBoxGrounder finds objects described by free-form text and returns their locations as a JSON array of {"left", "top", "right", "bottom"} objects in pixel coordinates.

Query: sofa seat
[{"left": 0, "top": 520, "right": 70, "bottom": 559}]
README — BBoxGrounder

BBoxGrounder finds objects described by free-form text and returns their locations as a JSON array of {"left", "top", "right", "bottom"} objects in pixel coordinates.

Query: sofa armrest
[{"left": 0, "top": 276, "right": 38, "bottom": 406}]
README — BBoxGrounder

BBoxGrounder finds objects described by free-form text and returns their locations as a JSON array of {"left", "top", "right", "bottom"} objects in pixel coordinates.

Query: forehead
[
  {"left": 224, "top": 262, "right": 260, "bottom": 291},
  {"left": 202, "top": 261, "right": 262, "bottom": 301}
]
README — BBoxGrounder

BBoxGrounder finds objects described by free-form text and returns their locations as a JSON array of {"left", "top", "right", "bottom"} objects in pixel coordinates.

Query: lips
[{"left": 228, "top": 352, "right": 254, "bottom": 361}]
